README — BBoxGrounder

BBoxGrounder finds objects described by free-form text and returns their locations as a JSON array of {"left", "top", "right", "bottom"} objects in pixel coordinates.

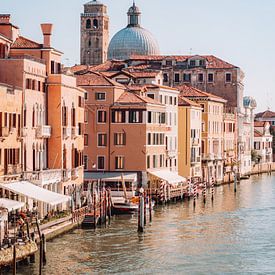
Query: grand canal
[{"left": 15, "top": 173, "right": 275, "bottom": 274}]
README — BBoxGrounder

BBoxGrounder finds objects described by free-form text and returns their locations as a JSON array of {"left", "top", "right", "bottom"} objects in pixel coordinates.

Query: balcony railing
[
  {"left": 36, "top": 125, "right": 51, "bottom": 139},
  {"left": 71, "top": 126, "right": 79, "bottom": 139},
  {"left": 23, "top": 169, "right": 62, "bottom": 186},
  {"left": 63, "top": 126, "right": 71, "bottom": 139},
  {"left": 6, "top": 164, "right": 22, "bottom": 175},
  {"left": 62, "top": 169, "right": 71, "bottom": 181},
  {"left": 192, "top": 138, "right": 200, "bottom": 146},
  {"left": 202, "top": 153, "right": 215, "bottom": 161},
  {"left": 0, "top": 127, "right": 9, "bottom": 138}
]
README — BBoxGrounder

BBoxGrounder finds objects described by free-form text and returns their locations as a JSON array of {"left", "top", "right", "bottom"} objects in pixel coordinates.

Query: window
[
  {"left": 226, "top": 73, "right": 232, "bottom": 82},
  {"left": 98, "top": 133, "right": 107, "bottom": 147},
  {"left": 190, "top": 60, "right": 196, "bottom": 67},
  {"left": 78, "top": 96, "right": 84, "bottom": 107},
  {"left": 163, "top": 73, "right": 168, "bottom": 82},
  {"left": 97, "top": 110, "right": 107, "bottom": 123},
  {"left": 169, "top": 96, "right": 173, "bottom": 105},
  {"left": 208, "top": 73, "right": 214, "bottom": 83},
  {"left": 84, "top": 134, "right": 88, "bottom": 146},
  {"left": 84, "top": 156, "right": 88, "bottom": 170},
  {"left": 129, "top": 110, "right": 142, "bottom": 123},
  {"left": 93, "top": 19, "right": 98, "bottom": 29},
  {"left": 198, "top": 73, "right": 204, "bottom": 82},
  {"left": 148, "top": 133, "right": 151, "bottom": 145},
  {"left": 174, "top": 73, "right": 180, "bottom": 83},
  {"left": 147, "top": 94, "right": 155, "bottom": 100},
  {"left": 115, "top": 156, "right": 125, "bottom": 169},
  {"left": 86, "top": 19, "right": 91, "bottom": 29},
  {"left": 147, "top": 155, "right": 150, "bottom": 169},
  {"left": 153, "top": 155, "right": 157, "bottom": 168},
  {"left": 114, "top": 133, "right": 126, "bottom": 146},
  {"left": 174, "top": 97, "right": 177, "bottom": 106},
  {"left": 183, "top": 73, "right": 191, "bottom": 82},
  {"left": 148, "top": 111, "right": 152, "bottom": 123},
  {"left": 95, "top": 92, "right": 106, "bottom": 101},
  {"left": 84, "top": 110, "right": 88, "bottom": 123},
  {"left": 84, "top": 92, "right": 88, "bottom": 100},
  {"left": 97, "top": 156, "right": 105, "bottom": 170},
  {"left": 112, "top": 110, "right": 126, "bottom": 123}
]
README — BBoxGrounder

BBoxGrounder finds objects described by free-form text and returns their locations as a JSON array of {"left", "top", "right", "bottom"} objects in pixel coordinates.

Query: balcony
[
  {"left": 191, "top": 156, "right": 201, "bottom": 165},
  {"left": 71, "top": 167, "right": 82, "bottom": 180},
  {"left": 202, "top": 153, "right": 215, "bottom": 161},
  {"left": 36, "top": 125, "right": 51, "bottom": 139},
  {"left": 6, "top": 164, "right": 22, "bottom": 175},
  {"left": 0, "top": 127, "right": 9, "bottom": 139},
  {"left": 23, "top": 169, "right": 62, "bottom": 187},
  {"left": 71, "top": 126, "right": 79, "bottom": 139},
  {"left": 63, "top": 126, "right": 71, "bottom": 139},
  {"left": 62, "top": 169, "right": 71, "bottom": 181},
  {"left": 192, "top": 138, "right": 200, "bottom": 146}
]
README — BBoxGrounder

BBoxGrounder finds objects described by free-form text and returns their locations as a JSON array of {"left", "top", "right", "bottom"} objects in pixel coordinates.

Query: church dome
[{"left": 107, "top": 3, "right": 160, "bottom": 60}]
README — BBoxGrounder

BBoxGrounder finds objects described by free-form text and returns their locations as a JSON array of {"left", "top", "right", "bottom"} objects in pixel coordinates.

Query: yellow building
[
  {"left": 178, "top": 96, "right": 202, "bottom": 179},
  {"left": 178, "top": 85, "right": 226, "bottom": 184}
]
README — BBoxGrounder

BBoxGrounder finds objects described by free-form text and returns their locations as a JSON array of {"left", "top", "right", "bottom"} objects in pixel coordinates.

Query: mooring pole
[
  {"left": 149, "top": 189, "right": 152, "bottom": 223},
  {"left": 39, "top": 239, "right": 43, "bottom": 275},
  {"left": 234, "top": 172, "right": 237, "bottom": 193},
  {"left": 211, "top": 177, "right": 214, "bottom": 201},
  {"left": 93, "top": 193, "right": 97, "bottom": 229},
  {"left": 42, "top": 234, "right": 47, "bottom": 265},
  {"left": 143, "top": 191, "right": 147, "bottom": 226},
  {"left": 203, "top": 181, "right": 207, "bottom": 204},
  {"left": 138, "top": 189, "right": 145, "bottom": 233},
  {"left": 193, "top": 181, "right": 196, "bottom": 207},
  {"left": 13, "top": 244, "right": 16, "bottom": 275}
]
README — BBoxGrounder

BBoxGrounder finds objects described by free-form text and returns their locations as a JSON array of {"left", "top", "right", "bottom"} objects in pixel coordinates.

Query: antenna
[{"left": 189, "top": 48, "right": 193, "bottom": 55}]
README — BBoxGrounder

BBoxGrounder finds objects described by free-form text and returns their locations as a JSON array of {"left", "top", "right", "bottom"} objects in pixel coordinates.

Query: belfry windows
[
  {"left": 93, "top": 19, "right": 99, "bottom": 29},
  {"left": 86, "top": 19, "right": 91, "bottom": 29}
]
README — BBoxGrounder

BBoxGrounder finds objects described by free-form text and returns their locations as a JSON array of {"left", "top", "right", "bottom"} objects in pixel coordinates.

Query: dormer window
[{"left": 190, "top": 60, "right": 196, "bottom": 67}]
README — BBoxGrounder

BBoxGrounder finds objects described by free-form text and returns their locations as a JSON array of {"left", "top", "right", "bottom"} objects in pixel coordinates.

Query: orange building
[{"left": 0, "top": 15, "right": 84, "bottom": 217}]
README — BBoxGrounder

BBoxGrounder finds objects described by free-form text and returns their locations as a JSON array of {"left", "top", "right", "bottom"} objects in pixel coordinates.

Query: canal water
[{"left": 15, "top": 173, "right": 275, "bottom": 274}]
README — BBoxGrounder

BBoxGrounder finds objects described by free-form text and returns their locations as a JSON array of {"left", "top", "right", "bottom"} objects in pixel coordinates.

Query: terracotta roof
[
  {"left": 254, "top": 129, "right": 263, "bottom": 137},
  {"left": 255, "top": 110, "right": 275, "bottom": 119},
  {"left": 177, "top": 84, "right": 226, "bottom": 102},
  {"left": 129, "top": 55, "right": 238, "bottom": 69},
  {"left": 178, "top": 96, "right": 201, "bottom": 107},
  {"left": 76, "top": 71, "right": 124, "bottom": 87},
  {"left": 115, "top": 91, "right": 162, "bottom": 105},
  {"left": 129, "top": 71, "right": 160, "bottom": 78},
  {"left": 254, "top": 121, "right": 266, "bottom": 127},
  {"left": 89, "top": 60, "right": 126, "bottom": 72},
  {"left": 11, "top": 36, "right": 42, "bottom": 49},
  {"left": 70, "top": 65, "right": 89, "bottom": 74}
]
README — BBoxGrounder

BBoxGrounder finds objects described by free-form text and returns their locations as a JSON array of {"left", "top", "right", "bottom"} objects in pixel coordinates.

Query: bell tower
[{"left": 80, "top": 0, "right": 109, "bottom": 65}]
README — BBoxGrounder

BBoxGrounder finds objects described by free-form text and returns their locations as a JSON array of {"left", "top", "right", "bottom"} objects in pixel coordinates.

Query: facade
[
  {"left": 254, "top": 121, "right": 273, "bottom": 164},
  {"left": 223, "top": 109, "right": 238, "bottom": 182},
  {"left": 0, "top": 83, "right": 22, "bottom": 181},
  {"left": 74, "top": 70, "right": 168, "bottom": 185},
  {"left": 255, "top": 110, "right": 275, "bottom": 161},
  {"left": 80, "top": 0, "right": 109, "bottom": 66},
  {"left": 0, "top": 15, "right": 84, "bottom": 217},
  {"left": 178, "top": 96, "right": 202, "bottom": 179},
  {"left": 178, "top": 85, "right": 226, "bottom": 183}
]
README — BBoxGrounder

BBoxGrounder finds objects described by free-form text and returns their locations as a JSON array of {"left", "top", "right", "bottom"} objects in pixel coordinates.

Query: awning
[
  {"left": 148, "top": 170, "right": 186, "bottom": 185},
  {"left": 85, "top": 172, "right": 137, "bottom": 182},
  {"left": 0, "top": 198, "right": 25, "bottom": 212},
  {"left": 0, "top": 181, "right": 71, "bottom": 206}
]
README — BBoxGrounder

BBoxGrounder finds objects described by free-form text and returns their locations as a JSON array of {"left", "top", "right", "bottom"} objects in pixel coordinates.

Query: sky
[{"left": 1, "top": 0, "right": 275, "bottom": 112}]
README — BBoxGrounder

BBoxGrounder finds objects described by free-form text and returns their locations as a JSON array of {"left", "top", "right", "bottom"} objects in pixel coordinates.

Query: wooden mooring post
[
  {"left": 203, "top": 181, "right": 207, "bottom": 204},
  {"left": 211, "top": 177, "right": 215, "bottom": 201},
  {"left": 12, "top": 244, "right": 16, "bottom": 275},
  {"left": 93, "top": 193, "right": 97, "bottom": 229},
  {"left": 138, "top": 191, "right": 145, "bottom": 233},
  {"left": 234, "top": 173, "right": 237, "bottom": 193},
  {"left": 149, "top": 189, "right": 152, "bottom": 223},
  {"left": 143, "top": 191, "right": 147, "bottom": 226},
  {"left": 42, "top": 234, "right": 47, "bottom": 266}
]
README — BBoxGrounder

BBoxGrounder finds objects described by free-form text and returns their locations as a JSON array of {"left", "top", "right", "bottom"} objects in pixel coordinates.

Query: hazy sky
[{"left": 2, "top": 0, "right": 275, "bottom": 112}]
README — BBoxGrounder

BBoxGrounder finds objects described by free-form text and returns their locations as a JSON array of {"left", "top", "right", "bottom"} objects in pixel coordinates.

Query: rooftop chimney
[
  {"left": 0, "top": 14, "right": 11, "bottom": 24},
  {"left": 40, "top": 23, "right": 53, "bottom": 48}
]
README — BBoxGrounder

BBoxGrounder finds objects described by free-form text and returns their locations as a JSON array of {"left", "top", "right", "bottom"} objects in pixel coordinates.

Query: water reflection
[{"left": 14, "top": 173, "right": 275, "bottom": 274}]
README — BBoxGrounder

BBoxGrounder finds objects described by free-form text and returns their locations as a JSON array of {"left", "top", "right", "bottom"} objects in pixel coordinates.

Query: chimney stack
[
  {"left": 0, "top": 14, "right": 11, "bottom": 24},
  {"left": 40, "top": 23, "right": 53, "bottom": 48}
]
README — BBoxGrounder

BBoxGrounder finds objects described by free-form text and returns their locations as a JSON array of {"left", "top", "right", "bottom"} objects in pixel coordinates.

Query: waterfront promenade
[{"left": 11, "top": 173, "right": 275, "bottom": 274}]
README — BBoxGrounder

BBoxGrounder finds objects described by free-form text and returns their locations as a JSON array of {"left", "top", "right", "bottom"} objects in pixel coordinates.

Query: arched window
[
  {"left": 93, "top": 19, "right": 98, "bottom": 29},
  {"left": 88, "top": 39, "right": 91, "bottom": 47},
  {"left": 86, "top": 19, "right": 91, "bottom": 29},
  {"left": 95, "top": 38, "right": 99, "bottom": 48}
]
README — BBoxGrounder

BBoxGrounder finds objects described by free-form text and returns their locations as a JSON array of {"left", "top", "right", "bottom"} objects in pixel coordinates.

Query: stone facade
[{"left": 80, "top": 1, "right": 109, "bottom": 66}]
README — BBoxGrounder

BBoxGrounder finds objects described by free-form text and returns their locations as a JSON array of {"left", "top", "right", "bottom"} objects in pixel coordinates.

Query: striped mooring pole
[
  {"left": 203, "top": 181, "right": 207, "bottom": 204},
  {"left": 193, "top": 180, "right": 197, "bottom": 207},
  {"left": 234, "top": 172, "right": 237, "bottom": 193},
  {"left": 188, "top": 178, "right": 191, "bottom": 201},
  {"left": 211, "top": 177, "right": 215, "bottom": 201}
]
